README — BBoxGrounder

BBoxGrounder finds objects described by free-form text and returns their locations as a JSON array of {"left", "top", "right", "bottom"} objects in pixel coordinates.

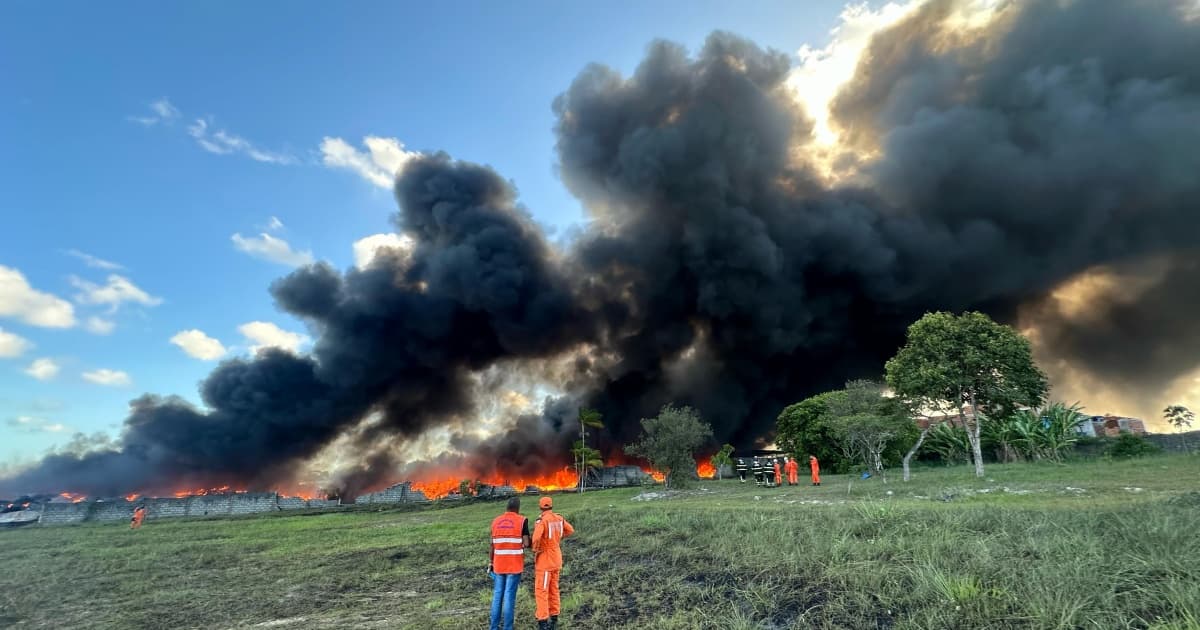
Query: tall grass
[{"left": 1, "top": 456, "right": 1197, "bottom": 629}]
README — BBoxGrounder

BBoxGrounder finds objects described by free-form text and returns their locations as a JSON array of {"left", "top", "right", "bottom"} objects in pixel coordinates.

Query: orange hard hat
[{"left": 539, "top": 496, "right": 553, "bottom": 509}]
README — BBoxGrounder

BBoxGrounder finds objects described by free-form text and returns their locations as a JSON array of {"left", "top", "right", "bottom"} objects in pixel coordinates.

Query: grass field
[{"left": 2, "top": 456, "right": 1199, "bottom": 629}]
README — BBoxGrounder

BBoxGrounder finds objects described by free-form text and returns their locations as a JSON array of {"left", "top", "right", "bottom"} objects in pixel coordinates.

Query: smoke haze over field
[{"left": 4, "top": 0, "right": 1200, "bottom": 497}]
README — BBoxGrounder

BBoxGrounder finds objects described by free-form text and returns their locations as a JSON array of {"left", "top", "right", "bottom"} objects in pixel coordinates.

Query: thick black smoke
[{"left": 4, "top": 0, "right": 1199, "bottom": 497}]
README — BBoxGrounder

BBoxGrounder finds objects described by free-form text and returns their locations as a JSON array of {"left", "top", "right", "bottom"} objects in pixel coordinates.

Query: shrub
[{"left": 1106, "top": 433, "right": 1160, "bottom": 459}]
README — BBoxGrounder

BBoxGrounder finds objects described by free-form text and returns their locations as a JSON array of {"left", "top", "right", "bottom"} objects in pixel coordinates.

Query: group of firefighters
[{"left": 735, "top": 455, "right": 821, "bottom": 487}]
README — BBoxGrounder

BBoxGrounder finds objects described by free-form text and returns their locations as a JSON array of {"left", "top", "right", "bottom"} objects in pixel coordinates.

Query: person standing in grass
[
  {"left": 809, "top": 455, "right": 821, "bottom": 486},
  {"left": 488, "top": 496, "right": 531, "bottom": 630},
  {"left": 784, "top": 457, "right": 799, "bottom": 486},
  {"left": 130, "top": 505, "right": 146, "bottom": 529},
  {"left": 772, "top": 459, "right": 782, "bottom": 488},
  {"left": 532, "top": 496, "right": 574, "bottom": 630},
  {"left": 736, "top": 457, "right": 748, "bottom": 483},
  {"left": 751, "top": 457, "right": 764, "bottom": 486}
]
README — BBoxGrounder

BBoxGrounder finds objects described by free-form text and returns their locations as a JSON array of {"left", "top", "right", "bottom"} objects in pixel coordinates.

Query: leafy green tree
[
  {"left": 709, "top": 443, "right": 735, "bottom": 480},
  {"left": 886, "top": 311, "right": 1048, "bottom": 479},
  {"left": 775, "top": 391, "right": 852, "bottom": 473},
  {"left": 576, "top": 408, "right": 605, "bottom": 492},
  {"left": 826, "top": 380, "right": 918, "bottom": 478},
  {"left": 625, "top": 404, "right": 713, "bottom": 490},
  {"left": 1164, "top": 405, "right": 1194, "bottom": 452}
]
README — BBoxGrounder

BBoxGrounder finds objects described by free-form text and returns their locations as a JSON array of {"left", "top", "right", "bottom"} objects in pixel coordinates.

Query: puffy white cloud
[
  {"left": 82, "top": 369, "right": 132, "bottom": 387},
  {"left": 238, "top": 321, "right": 309, "bottom": 354},
  {"left": 352, "top": 233, "right": 416, "bottom": 269},
  {"left": 231, "top": 233, "right": 315, "bottom": 267},
  {"left": 320, "top": 136, "right": 419, "bottom": 188},
  {"left": 65, "top": 249, "right": 124, "bottom": 270},
  {"left": 0, "top": 265, "right": 76, "bottom": 328},
  {"left": 24, "top": 358, "right": 60, "bottom": 381},
  {"left": 188, "top": 118, "right": 296, "bottom": 164},
  {"left": 169, "top": 329, "right": 227, "bottom": 361},
  {"left": 0, "top": 327, "right": 33, "bottom": 358},
  {"left": 128, "top": 97, "right": 180, "bottom": 126},
  {"left": 6, "top": 415, "right": 69, "bottom": 434},
  {"left": 84, "top": 317, "right": 116, "bottom": 335},
  {"left": 70, "top": 274, "right": 162, "bottom": 311}
]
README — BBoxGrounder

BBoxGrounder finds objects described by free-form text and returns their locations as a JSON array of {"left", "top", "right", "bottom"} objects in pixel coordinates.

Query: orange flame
[
  {"left": 411, "top": 467, "right": 581, "bottom": 500},
  {"left": 125, "top": 493, "right": 141, "bottom": 502},
  {"left": 59, "top": 492, "right": 87, "bottom": 503},
  {"left": 696, "top": 460, "right": 717, "bottom": 479}
]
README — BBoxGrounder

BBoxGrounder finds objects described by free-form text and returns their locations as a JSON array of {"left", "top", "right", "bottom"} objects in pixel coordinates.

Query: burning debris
[{"left": 4, "top": 0, "right": 1200, "bottom": 499}]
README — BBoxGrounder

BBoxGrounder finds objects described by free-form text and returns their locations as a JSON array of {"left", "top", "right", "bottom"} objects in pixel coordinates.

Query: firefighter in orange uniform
[
  {"left": 784, "top": 457, "right": 799, "bottom": 486},
  {"left": 810, "top": 455, "right": 821, "bottom": 486},
  {"left": 532, "top": 496, "right": 574, "bottom": 630},
  {"left": 130, "top": 505, "right": 146, "bottom": 529},
  {"left": 772, "top": 459, "right": 782, "bottom": 488}
]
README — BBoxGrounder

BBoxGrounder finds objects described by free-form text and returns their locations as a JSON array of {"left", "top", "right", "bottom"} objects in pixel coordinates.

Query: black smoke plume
[{"left": 4, "top": 0, "right": 1199, "bottom": 497}]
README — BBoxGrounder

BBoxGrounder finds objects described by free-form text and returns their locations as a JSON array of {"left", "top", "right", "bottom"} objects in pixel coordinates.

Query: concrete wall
[{"left": 21, "top": 492, "right": 344, "bottom": 527}]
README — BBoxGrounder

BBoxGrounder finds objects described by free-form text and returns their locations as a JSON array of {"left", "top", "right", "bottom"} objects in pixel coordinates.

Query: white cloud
[
  {"left": 0, "top": 327, "right": 33, "bottom": 358},
  {"left": 787, "top": 1, "right": 923, "bottom": 147},
  {"left": 267, "top": 216, "right": 284, "bottom": 231},
  {"left": 353, "top": 233, "right": 416, "bottom": 270},
  {"left": 6, "top": 415, "right": 69, "bottom": 434},
  {"left": 231, "top": 233, "right": 315, "bottom": 267},
  {"left": 238, "top": 321, "right": 309, "bottom": 354},
  {"left": 84, "top": 317, "right": 116, "bottom": 335},
  {"left": 65, "top": 249, "right": 124, "bottom": 270},
  {"left": 0, "top": 265, "right": 76, "bottom": 328},
  {"left": 82, "top": 369, "right": 132, "bottom": 387},
  {"left": 188, "top": 118, "right": 296, "bottom": 164},
  {"left": 128, "top": 97, "right": 180, "bottom": 126},
  {"left": 169, "top": 329, "right": 227, "bottom": 361},
  {"left": 24, "top": 358, "right": 60, "bottom": 381},
  {"left": 70, "top": 274, "right": 162, "bottom": 311},
  {"left": 321, "top": 136, "right": 419, "bottom": 188}
]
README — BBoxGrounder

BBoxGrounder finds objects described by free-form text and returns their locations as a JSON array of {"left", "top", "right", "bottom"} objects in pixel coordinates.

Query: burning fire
[
  {"left": 172, "top": 485, "right": 240, "bottom": 498},
  {"left": 696, "top": 460, "right": 716, "bottom": 479},
  {"left": 412, "top": 467, "right": 580, "bottom": 500},
  {"left": 59, "top": 492, "right": 87, "bottom": 503},
  {"left": 125, "top": 493, "right": 141, "bottom": 502}
]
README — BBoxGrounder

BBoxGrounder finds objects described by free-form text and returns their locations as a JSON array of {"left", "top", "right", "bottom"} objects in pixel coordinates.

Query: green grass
[{"left": 2, "top": 456, "right": 1199, "bottom": 629}]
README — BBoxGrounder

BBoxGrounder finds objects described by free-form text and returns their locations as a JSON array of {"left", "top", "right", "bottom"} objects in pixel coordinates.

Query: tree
[
  {"left": 1164, "top": 405, "right": 1194, "bottom": 452},
  {"left": 775, "top": 391, "right": 853, "bottom": 473},
  {"left": 709, "top": 444, "right": 734, "bottom": 480},
  {"left": 826, "top": 380, "right": 917, "bottom": 479},
  {"left": 886, "top": 311, "right": 1048, "bottom": 479},
  {"left": 575, "top": 408, "right": 605, "bottom": 493},
  {"left": 625, "top": 404, "right": 713, "bottom": 490}
]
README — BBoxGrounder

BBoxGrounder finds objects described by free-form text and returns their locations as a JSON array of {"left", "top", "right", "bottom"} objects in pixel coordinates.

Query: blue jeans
[{"left": 490, "top": 572, "right": 521, "bottom": 630}]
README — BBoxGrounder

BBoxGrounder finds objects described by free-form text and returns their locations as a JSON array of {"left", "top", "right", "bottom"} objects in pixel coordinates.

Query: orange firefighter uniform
[
  {"left": 130, "top": 506, "right": 146, "bottom": 529},
  {"left": 810, "top": 455, "right": 821, "bottom": 486},
  {"left": 773, "top": 460, "right": 782, "bottom": 487},
  {"left": 785, "top": 458, "right": 799, "bottom": 485},
  {"left": 532, "top": 496, "right": 574, "bottom": 627}
]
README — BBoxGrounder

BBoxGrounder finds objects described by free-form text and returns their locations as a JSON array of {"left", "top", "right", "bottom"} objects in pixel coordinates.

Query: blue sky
[{"left": 0, "top": 1, "right": 854, "bottom": 463}]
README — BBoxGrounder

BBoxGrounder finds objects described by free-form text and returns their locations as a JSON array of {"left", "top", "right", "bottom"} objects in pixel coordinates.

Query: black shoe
[
  {"left": 550, "top": 616, "right": 558, "bottom": 629},
  {"left": 538, "top": 621, "right": 550, "bottom": 630}
]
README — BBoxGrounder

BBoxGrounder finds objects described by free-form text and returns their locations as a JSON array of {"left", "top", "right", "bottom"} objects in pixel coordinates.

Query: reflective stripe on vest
[{"left": 490, "top": 513, "right": 525, "bottom": 574}]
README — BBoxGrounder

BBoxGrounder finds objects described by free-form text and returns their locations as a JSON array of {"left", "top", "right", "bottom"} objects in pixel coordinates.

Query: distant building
[{"left": 1078, "top": 415, "right": 1147, "bottom": 437}]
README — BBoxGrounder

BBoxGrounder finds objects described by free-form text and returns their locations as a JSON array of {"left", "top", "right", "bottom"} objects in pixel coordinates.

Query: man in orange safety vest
[
  {"left": 130, "top": 505, "right": 146, "bottom": 529},
  {"left": 532, "top": 495, "right": 574, "bottom": 630},
  {"left": 810, "top": 455, "right": 821, "bottom": 486},
  {"left": 489, "top": 497, "right": 531, "bottom": 630}
]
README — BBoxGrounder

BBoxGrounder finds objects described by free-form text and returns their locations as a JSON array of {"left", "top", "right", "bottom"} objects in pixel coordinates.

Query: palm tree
[{"left": 576, "top": 408, "right": 605, "bottom": 492}]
